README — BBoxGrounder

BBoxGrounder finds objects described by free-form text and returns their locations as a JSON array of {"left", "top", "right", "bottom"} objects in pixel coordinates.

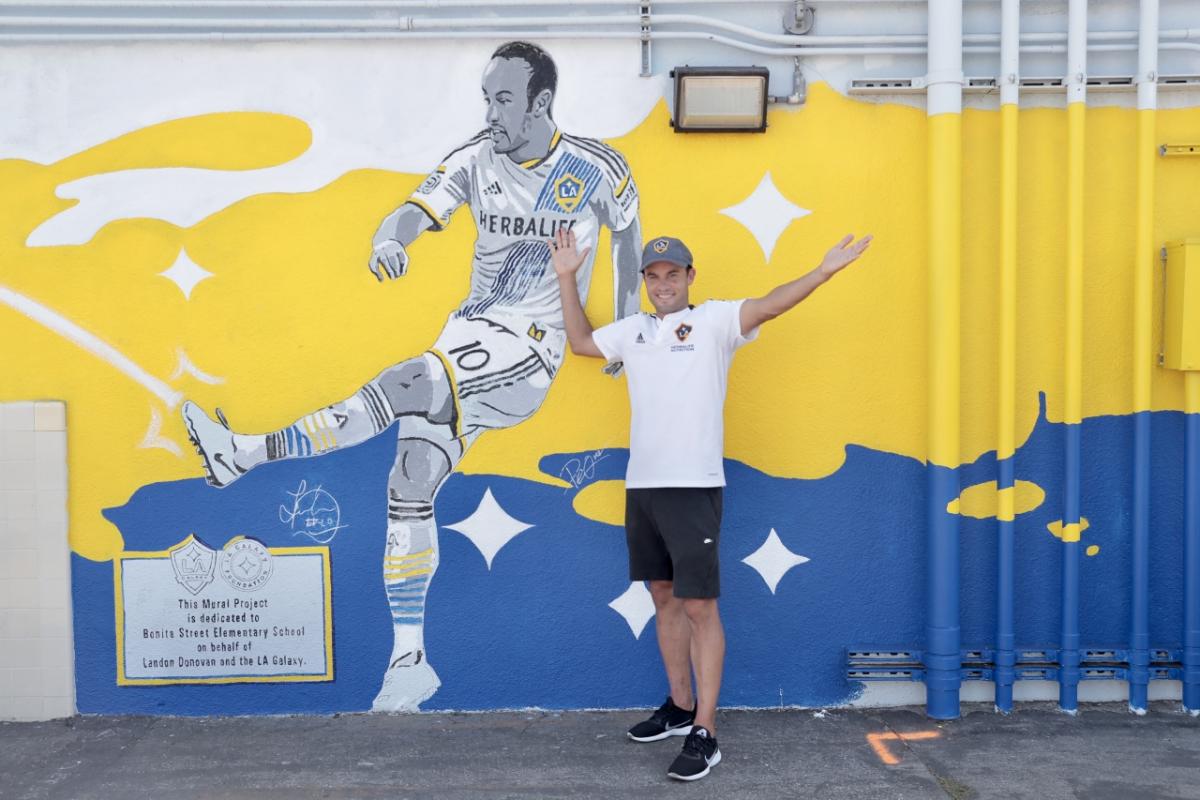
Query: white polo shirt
[{"left": 592, "top": 300, "right": 759, "bottom": 488}]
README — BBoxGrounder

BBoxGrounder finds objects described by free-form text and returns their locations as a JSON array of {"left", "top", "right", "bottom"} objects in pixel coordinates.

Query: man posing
[
  {"left": 550, "top": 227, "right": 871, "bottom": 781},
  {"left": 182, "top": 41, "right": 642, "bottom": 712}
]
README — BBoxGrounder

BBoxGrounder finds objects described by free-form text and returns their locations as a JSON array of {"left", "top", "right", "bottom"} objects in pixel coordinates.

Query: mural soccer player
[{"left": 182, "top": 41, "right": 643, "bottom": 711}]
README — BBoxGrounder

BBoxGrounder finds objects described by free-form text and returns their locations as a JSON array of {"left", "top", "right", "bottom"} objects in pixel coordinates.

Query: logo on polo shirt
[
  {"left": 635, "top": 333, "right": 645, "bottom": 344},
  {"left": 675, "top": 323, "right": 693, "bottom": 342}
]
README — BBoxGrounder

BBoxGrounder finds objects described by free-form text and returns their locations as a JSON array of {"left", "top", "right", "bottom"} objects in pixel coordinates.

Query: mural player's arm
[
  {"left": 367, "top": 138, "right": 476, "bottom": 281},
  {"left": 611, "top": 218, "right": 642, "bottom": 320},
  {"left": 739, "top": 233, "right": 874, "bottom": 336},
  {"left": 367, "top": 204, "right": 437, "bottom": 280},
  {"left": 551, "top": 228, "right": 605, "bottom": 359}
]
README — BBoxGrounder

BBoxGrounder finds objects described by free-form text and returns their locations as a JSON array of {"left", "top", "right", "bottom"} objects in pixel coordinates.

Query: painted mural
[
  {"left": 2, "top": 35, "right": 1199, "bottom": 715},
  {"left": 180, "top": 41, "right": 642, "bottom": 711}
]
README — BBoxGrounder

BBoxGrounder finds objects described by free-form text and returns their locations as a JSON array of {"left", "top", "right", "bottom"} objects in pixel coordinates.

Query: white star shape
[
  {"left": 608, "top": 581, "right": 656, "bottom": 639},
  {"left": 720, "top": 172, "right": 811, "bottom": 263},
  {"left": 443, "top": 488, "right": 533, "bottom": 570},
  {"left": 741, "top": 528, "right": 810, "bottom": 594},
  {"left": 158, "top": 248, "right": 214, "bottom": 300}
]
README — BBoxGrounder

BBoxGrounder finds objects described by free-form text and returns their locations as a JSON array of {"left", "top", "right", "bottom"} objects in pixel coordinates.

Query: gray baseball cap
[{"left": 640, "top": 236, "right": 694, "bottom": 272}]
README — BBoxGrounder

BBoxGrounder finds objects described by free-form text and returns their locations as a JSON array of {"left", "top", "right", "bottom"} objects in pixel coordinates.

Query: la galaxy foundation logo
[
  {"left": 652, "top": 238, "right": 669, "bottom": 254},
  {"left": 220, "top": 537, "right": 274, "bottom": 592},
  {"left": 675, "top": 323, "right": 693, "bottom": 342},
  {"left": 553, "top": 173, "right": 585, "bottom": 213}
]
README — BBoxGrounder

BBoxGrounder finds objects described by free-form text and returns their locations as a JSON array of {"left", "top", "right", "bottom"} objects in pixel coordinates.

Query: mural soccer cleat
[
  {"left": 371, "top": 651, "right": 441, "bottom": 712},
  {"left": 181, "top": 401, "right": 246, "bottom": 488}
]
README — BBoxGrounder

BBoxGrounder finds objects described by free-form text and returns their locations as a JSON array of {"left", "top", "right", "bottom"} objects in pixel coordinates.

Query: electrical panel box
[{"left": 1164, "top": 239, "right": 1200, "bottom": 371}]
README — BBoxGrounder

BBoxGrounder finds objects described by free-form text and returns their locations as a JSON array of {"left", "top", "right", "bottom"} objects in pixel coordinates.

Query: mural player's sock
[
  {"left": 382, "top": 506, "right": 438, "bottom": 663},
  {"left": 261, "top": 383, "right": 396, "bottom": 461}
]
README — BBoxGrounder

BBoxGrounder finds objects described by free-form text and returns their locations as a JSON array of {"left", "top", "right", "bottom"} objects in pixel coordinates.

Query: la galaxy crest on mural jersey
[{"left": 408, "top": 129, "right": 638, "bottom": 328}]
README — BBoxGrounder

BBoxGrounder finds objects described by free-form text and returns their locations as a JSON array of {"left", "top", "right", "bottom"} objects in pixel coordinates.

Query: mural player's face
[
  {"left": 482, "top": 57, "right": 540, "bottom": 155},
  {"left": 642, "top": 262, "right": 695, "bottom": 317}
]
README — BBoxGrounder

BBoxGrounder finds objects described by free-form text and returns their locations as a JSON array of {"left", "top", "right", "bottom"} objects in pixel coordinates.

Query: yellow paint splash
[
  {"left": 3, "top": 83, "right": 1199, "bottom": 561},
  {"left": 946, "top": 480, "right": 1045, "bottom": 520},
  {"left": 1047, "top": 518, "right": 1091, "bottom": 543},
  {"left": 1086, "top": 545, "right": 1100, "bottom": 556},
  {"left": 572, "top": 480, "right": 626, "bottom": 527}
]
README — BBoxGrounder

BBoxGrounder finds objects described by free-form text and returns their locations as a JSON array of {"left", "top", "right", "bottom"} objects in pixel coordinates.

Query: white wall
[{"left": 0, "top": 401, "right": 74, "bottom": 721}]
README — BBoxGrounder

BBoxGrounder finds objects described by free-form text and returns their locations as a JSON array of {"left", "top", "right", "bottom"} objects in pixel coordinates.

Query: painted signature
[
  {"left": 560, "top": 450, "right": 609, "bottom": 492},
  {"left": 279, "top": 480, "right": 347, "bottom": 544}
]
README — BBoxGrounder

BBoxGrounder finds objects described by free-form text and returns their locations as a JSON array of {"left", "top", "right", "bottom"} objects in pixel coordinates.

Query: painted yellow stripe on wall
[
  {"left": 1065, "top": 101, "right": 1086, "bottom": 426},
  {"left": 998, "top": 102, "right": 1018, "bottom": 461},
  {"left": 928, "top": 112, "right": 962, "bottom": 468},
  {"left": 1134, "top": 108, "right": 1157, "bottom": 414}
]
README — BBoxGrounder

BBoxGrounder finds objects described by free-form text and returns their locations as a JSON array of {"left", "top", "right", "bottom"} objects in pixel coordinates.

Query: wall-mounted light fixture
[{"left": 670, "top": 66, "right": 770, "bottom": 133}]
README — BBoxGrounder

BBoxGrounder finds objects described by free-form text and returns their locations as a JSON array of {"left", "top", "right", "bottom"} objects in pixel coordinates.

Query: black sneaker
[
  {"left": 627, "top": 696, "right": 695, "bottom": 742},
  {"left": 667, "top": 726, "right": 721, "bottom": 781}
]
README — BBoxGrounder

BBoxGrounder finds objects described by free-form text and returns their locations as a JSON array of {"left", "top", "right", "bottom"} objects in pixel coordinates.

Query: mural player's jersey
[{"left": 406, "top": 128, "right": 639, "bottom": 329}]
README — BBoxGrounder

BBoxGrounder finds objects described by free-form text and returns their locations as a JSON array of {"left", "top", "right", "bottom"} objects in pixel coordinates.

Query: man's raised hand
[
  {"left": 817, "top": 234, "right": 873, "bottom": 280},
  {"left": 549, "top": 228, "right": 591, "bottom": 278}
]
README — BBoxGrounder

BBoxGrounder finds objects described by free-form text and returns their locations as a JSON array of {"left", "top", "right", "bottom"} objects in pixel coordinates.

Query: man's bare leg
[
  {"left": 683, "top": 597, "right": 724, "bottom": 734},
  {"left": 649, "top": 580, "right": 694, "bottom": 711},
  {"left": 372, "top": 421, "right": 472, "bottom": 712},
  {"left": 182, "top": 354, "right": 454, "bottom": 487}
]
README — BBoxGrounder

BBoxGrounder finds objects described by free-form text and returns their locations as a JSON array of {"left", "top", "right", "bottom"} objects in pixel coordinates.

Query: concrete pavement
[{"left": 2, "top": 702, "right": 1198, "bottom": 799}]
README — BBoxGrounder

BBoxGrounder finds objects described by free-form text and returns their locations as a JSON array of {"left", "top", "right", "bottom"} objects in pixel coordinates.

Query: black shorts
[{"left": 625, "top": 487, "right": 723, "bottom": 599}]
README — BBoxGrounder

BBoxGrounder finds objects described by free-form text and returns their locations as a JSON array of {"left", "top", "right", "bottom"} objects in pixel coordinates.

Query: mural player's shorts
[
  {"left": 625, "top": 487, "right": 724, "bottom": 598},
  {"left": 429, "top": 312, "right": 566, "bottom": 438}
]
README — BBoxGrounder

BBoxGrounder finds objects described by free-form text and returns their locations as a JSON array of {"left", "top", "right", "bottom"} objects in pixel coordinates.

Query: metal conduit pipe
[
  {"left": 994, "top": 0, "right": 1019, "bottom": 717},
  {"left": 1060, "top": 0, "right": 1087, "bottom": 716},
  {"left": 925, "top": 0, "right": 963, "bottom": 722},
  {"left": 0, "top": 0, "right": 1019, "bottom": 7},
  {"left": 4, "top": 24, "right": 1200, "bottom": 60},
  {"left": 1129, "top": 0, "right": 1159, "bottom": 717},
  {"left": 0, "top": 29, "right": 947, "bottom": 54},
  {"left": 1186, "top": 373, "right": 1200, "bottom": 713},
  {"left": 5, "top": 11, "right": 1200, "bottom": 49}
]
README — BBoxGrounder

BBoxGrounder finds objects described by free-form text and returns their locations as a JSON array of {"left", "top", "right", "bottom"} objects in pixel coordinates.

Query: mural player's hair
[{"left": 491, "top": 41, "right": 557, "bottom": 117}]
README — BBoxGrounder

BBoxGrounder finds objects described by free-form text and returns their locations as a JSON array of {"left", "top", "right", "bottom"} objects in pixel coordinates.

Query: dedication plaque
[{"left": 115, "top": 535, "right": 333, "bottom": 685}]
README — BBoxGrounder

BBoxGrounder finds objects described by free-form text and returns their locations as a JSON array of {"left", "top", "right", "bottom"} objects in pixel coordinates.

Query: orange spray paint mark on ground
[{"left": 866, "top": 730, "right": 942, "bottom": 765}]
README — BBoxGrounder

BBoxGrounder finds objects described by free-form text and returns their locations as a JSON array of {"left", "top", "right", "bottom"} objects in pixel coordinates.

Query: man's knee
[
  {"left": 648, "top": 580, "right": 676, "bottom": 608},
  {"left": 682, "top": 597, "right": 719, "bottom": 624},
  {"left": 388, "top": 439, "right": 452, "bottom": 501},
  {"left": 373, "top": 356, "right": 454, "bottom": 425}
]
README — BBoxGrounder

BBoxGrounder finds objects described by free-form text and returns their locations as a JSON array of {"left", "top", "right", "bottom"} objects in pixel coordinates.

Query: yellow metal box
[{"left": 1164, "top": 239, "right": 1200, "bottom": 371}]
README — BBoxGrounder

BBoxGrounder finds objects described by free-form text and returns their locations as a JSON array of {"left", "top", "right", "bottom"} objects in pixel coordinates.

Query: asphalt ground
[{"left": 1, "top": 702, "right": 1198, "bottom": 800}]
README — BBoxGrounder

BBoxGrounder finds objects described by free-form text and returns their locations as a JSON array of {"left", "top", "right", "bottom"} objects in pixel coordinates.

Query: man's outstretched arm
[
  {"left": 551, "top": 228, "right": 605, "bottom": 359},
  {"left": 368, "top": 204, "right": 438, "bottom": 281},
  {"left": 739, "top": 233, "right": 873, "bottom": 335},
  {"left": 611, "top": 218, "right": 643, "bottom": 321}
]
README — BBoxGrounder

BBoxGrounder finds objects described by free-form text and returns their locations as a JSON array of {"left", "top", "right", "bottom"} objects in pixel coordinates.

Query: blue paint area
[{"left": 73, "top": 395, "right": 1188, "bottom": 714}]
